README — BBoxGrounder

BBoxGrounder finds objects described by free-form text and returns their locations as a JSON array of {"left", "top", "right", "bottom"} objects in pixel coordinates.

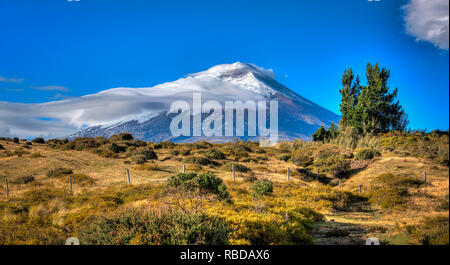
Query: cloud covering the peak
[{"left": 0, "top": 63, "right": 274, "bottom": 139}]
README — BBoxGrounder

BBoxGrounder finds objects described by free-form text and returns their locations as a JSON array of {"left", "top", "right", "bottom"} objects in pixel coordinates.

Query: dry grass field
[{"left": 0, "top": 132, "right": 448, "bottom": 245}]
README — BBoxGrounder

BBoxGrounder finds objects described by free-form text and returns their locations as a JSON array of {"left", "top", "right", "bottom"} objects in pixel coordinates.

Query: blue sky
[{"left": 0, "top": 0, "right": 448, "bottom": 131}]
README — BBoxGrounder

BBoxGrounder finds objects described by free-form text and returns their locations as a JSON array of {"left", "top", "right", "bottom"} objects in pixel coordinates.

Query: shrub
[
  {"left": 314, "top": 155, "right": 350, "bottom": 178},
  {"left": 11, "top": 176, "right": 35, "bottom": 184},
  {"left": 180, "top": 149, "right": 191, "bottom": 156},
  {"left": 356, "top": 148, "right": 381, "bottom": 160},
  {"left": 167, "top": 172, "right": 231, "bottom": 201},
  {"left": 225, "top": 145, "right": 251, "bottom": 159},
  {"left": 71, "top": 173, "right": 95, "bottom": 185},
  {"left": 131, "top": 155, "right": 147, "bottom": 164},
  {"left": 315, "top": 145, "right": 342, "bottom": 160},
  {"left": 63, "top": 138, "right": 100, "bottom": 151},
  {"left": 185, "top": 156, "right": 219, "bottom": 166},
  {"left": 0, "top": 144, "right": 3, "bottom": 150},
  {"left": 296, "top": 168, "right": 331, "bottom": 184},
  {"left": 31, "top": 137, "right": 45, "bottom": 144},
  {"left": 159, "top": 141, "right": 176, "bottom": 149},
  {"left": 30, "top": 152, "right": 42, "bottom": 158},
  {"left": 291, "top": 150, "right": 313, "bottom": 167},
  {"left": 47, "top": 138, "right": 69, "bottom": 147},
  {"left": 205, "top": 149, "right": 226, "bottom": 160},
  {"left": 250, "top": 179, "right": 273, "bottom": 197},
  {"left": 131, "top": 149, "right": 158, "bottom": 160},
  {"left": 221, "top": 162, "right": 250, "bottom": 173},
  {"left": 368, "top": 187, "right": 407, "bottom": 209},
  {"left": 105, "top": 143, "right": 126, "bottom": 153},
  {"left": 110, "top": 133, "right": 134, "bottom": 142},
  {"left": 134, "top": 164, "right": 164, "bottom": 171},
  {"left": 367, "top": 173, "right": 411, "bottom": 209},
  {"left": 78, "top": 207, "right": 230, "bottom": 245},
  {"left": 243, "top": 174, "right": 258, "bottom": 183},
  {"left": 411, "top": 216, "right": 449, "bottom": 245},
  {"left": 278, "top": 154, "right": 291, "bottom": 162},
  {"left": 46, "top": 168, "right": 73, "bottom": 178}
]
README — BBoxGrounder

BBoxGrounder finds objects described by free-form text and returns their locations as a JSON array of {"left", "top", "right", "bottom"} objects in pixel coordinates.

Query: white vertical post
[
  {"left": 69, "top": 175, "right": 72, "bottom": 193},
  {"left": 287, "top": 167, "right": 290, "bottom": 181},
  {"left": 423, "top": 172, "right": 427, "bottom": 183},
  {"left": 338, "top": 179, "right": 341, "bottom": 189},
  {"left": 232, "top": 164, "right": 235, "bottom": 182},
  {"left": 5, "top": 179, "right": 9, "bottom": 198},
  {"left": 126, "top": 168, "right": 131, "bottom": 184}
]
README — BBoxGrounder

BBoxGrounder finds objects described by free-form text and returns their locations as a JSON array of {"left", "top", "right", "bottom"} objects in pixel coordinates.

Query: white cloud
[
  {"left": 0, "top": 76, "right": 24, "bottom": 83},
  {"left": 402, "top": 0, "right": 449, "bottom": 50},
  {"left": 32, "top": 85, "right": 71, "bottom": 92}
]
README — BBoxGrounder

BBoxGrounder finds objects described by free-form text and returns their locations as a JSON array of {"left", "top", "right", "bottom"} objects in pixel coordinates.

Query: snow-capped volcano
[{"left": 0, "top": 62, "right": 340, "bottom": 142}]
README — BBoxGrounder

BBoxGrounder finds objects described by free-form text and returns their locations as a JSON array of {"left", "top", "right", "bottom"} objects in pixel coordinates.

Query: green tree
[
  {"left": 312, "top": 126, "right": 328, "bottom": 142},
  {"left": 339, "top": 69, "right": 360, "bottom": 128},
  {"left": 339, "top": 63, "right": 408, "bottom": 134},
  {"left": 328, "top": 122, "right": 338, "bottom": 139}
]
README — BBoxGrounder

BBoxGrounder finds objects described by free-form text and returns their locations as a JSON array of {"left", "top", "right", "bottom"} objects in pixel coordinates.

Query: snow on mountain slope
[{"left": 0, "top": 62, "right": 340, "bottom": 141}]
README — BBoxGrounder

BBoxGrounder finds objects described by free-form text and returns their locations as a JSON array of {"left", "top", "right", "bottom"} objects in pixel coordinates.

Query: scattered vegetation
[
  {"left": 250, "top": 179, "right": 273, "bottom": 197},
  {"left": 78, "top": 207, "right": 230, "bottom": 245}
]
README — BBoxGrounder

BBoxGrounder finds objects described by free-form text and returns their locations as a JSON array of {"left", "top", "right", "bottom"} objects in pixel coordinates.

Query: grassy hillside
[{"left": 0, "top": 132, "right": 448, "bottom": 245}]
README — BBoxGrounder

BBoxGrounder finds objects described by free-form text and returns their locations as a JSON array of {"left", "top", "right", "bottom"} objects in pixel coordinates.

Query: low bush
[
  {"left": 180, "top": 149, "right": 191, "bottom": 156},
  {"left": 63, "top": 138, "right": 101, "bottom": 151},
  {"left": 46, "top": 168, "right": 73, "bottom": 178},
  {"left": 185, "top": 156, "right": 220, "bottom": 166},
  {"left": 78, "top": 207, "right": 230, "bottom": 245},
  {"left": 11, "top": 176, "right": 35, "bottom": 184},
  {"left": 128, "top": 148, "right": 157, "bottom": 160},
  {"left": 407, "top": 215, "right": 449, "bottom": 245},
  {"left": 291, "top": 150, "right": 313, "bottom": 167},
  {"left": 105, "top": 143, "right": 127, "bottom": 153},
  {"left": 355, "top": 148, "right": 381, "bottom": 160},
  {"left": 296, "top": 168, "right": 331, "bottom": 184},
  {"left": 367, "top": 173, "right": 412, "bottom": 209},
  {"left": 314, "top": 155, "right": 350, "bottom": 178},
  {"left": 167, "top": 172, "right": 231, "bottom": 201},
  {"left": 30, "top": 152, "right": 42, "bottom": 158},
  {"left": 221, "top": 162, "right": 250, "bottom": 173},
  {"left": 31, "top": 137, "right": 45, "bottom": 144},
  {"left": 131, "top": 155, "right": 147, "bottom": 164},
  {"left": 70, "top": 173, "right": 95, "bottom": 186},
  {"left": 205, "top": 149, "right": 226, "bottom": 160},
  {"left": 278, "top": 154, "right": 291, "bottom": 162},
  {"left": 250, "top": 180, "right": 273, "bottom": 197},
  {"left": 110, "top": 133, "right": 134, "bottom": 142}
]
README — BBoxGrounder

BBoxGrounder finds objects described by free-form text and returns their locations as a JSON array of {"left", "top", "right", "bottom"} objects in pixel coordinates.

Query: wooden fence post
[
  {"left": 287, "top": 167, "right": 290, "bottom": 181},
  {"left": 338, "top": 179, "right": 341, "bottom": 189},
  {"left": 232, "top": 164, "right": 235, "bottom": 182},
  {"left": 126, "top": 168, "right": 131, "bottom": 184},
  {"left": 359, "top": 184, "right": 362, "bottom": 193},
  {"left": 69, "top": 175, "right": 72, "bottom": 193},
  {"left": 5, "top": 179, "right": 9, "bottom": 198},
  {"left": 183, "top": 164, "right": 186, "bottom": 173},
  {"left": 423, "top": 172, "right": 427, "bottom": 183}
]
